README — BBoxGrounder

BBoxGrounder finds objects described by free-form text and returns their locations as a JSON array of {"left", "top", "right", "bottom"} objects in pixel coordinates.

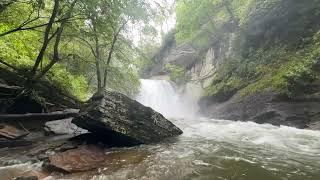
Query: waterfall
[{"left": 135, "top": 79, "right": 199, "bottom": 119}]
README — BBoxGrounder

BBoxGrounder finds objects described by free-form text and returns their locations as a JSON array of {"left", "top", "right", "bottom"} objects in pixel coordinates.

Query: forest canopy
[{"left": 0, "top": 0, "right": 171, "bottom": 100}]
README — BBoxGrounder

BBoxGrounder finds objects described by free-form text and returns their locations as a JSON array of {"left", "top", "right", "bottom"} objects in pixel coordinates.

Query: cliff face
[{"left": 146, "top": 0, "right": 320, "bottom": 129}]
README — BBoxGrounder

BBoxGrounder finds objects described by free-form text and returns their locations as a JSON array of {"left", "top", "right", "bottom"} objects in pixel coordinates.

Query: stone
[
  {"left": 0, "top": 124, "right": 29, "bottom": 139},
  {"left": 0, "top": 139, "right": 32, "bottom": 148},
  {"left": 72, "top": 91, "right": 183, "bottom": 145},
  {"left": 44, "top": 118, "right": 87, "bottom": 135},
  {"left": 15, "top": 176, "right": 38, "bottom": 180},
  {"left": 98, "top": 149, "right": 149, "bottom": 173},
  {"left": 165, "top": 43, "right": 197, "bottom": 68},
  {"left": 48, "top": 145, "right": 105, "bottom": 173},
  {"left": 201, "top": 90, "right": 320, "bottom": 129}
]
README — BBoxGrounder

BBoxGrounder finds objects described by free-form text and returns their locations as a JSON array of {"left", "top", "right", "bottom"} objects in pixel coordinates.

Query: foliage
[
  {"left": 204, "top": 75, "right": 244, "bottom": 101},
  {"left": 173, "top": 0, "right": 320, "bottom": 101},
  {"left": 165, "top": 64, "right": 189, "bottom": 85},
  {"left": 0, "top": 22, "right": 90, "bottom": 101},
  {"left": 0, "top": 0, "right": 89, "bottom": 100},
  {"left": 0, "top": 0, "right": 165, "bottom": 100},
  {"left": 206, "top": 32, "right": 320, "bottom": 99}
]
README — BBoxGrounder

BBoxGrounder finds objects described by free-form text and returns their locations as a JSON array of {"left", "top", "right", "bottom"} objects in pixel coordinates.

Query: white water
[
  {"left": 1, "top": 79, "right": 320, "bottom": 179},
  {"left": 135, "top": 79, "right": 199, "bottom": 119},
  {"left": 130, "top": 79, "right": 320, "bottom": 179}
]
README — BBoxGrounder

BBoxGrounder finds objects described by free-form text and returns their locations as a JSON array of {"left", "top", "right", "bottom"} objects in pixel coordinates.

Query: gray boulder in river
[{"left": 72, "top": 91, "right": 183, "bottom": 145}]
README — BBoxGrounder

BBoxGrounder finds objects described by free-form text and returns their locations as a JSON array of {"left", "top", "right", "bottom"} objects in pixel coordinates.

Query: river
[{"left": 1, "top": 79, "right": 320, "bottom": 179}]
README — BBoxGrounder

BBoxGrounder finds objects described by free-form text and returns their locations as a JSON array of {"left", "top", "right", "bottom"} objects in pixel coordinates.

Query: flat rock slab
[
  {"left": 44, "top": 118, "right": 87, "bottom": 135},
  {"left": 72, "top": 91, "right": 183, "bottom": 145},
  {"left": 0, "top": 124, "right": 29, "bottom": 139},
  {"left": 48, "top": 145, "right": 105, "bottom": 173}
]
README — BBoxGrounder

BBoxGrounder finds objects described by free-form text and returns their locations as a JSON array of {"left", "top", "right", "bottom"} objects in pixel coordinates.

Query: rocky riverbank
[
  {"left": 199, "top": 90, "right": 320, "bottom": 130},
  {"left": 0, "top": 72, "right": 182, "bottom": 179}
]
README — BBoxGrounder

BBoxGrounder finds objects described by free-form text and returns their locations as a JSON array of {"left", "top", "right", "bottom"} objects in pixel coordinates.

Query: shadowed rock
[{"left": 72, "top": 91, "right": 183, "bottom": 146}]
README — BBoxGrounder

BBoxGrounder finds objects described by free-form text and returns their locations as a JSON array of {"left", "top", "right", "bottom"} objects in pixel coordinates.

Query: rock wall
[{"left": 146, "top": 0, "right": 320, "bottom": 129}]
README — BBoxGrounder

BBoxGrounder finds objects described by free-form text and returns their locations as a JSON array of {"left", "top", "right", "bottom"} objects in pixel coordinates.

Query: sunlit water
[{"left": 1, "top": 80, "right": 320, "bottom": 180}]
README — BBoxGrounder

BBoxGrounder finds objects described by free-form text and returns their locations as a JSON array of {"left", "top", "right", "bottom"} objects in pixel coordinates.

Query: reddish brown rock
[
  {"left": 0, "top": 124, "right": 29, "bottom": 139},
  {"left": 48, "top": 145, "right": 105, "bottom": 173}
]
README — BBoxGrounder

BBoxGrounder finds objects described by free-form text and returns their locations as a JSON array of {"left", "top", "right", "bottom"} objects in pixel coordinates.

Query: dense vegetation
[
  {"left": 0, "top": 0, "right": 170, "bottom": 101},
  {"left": 2, "top": 0, "right": 320, "bottom": 103},
  {"left": 173, "top": 0, "right": 320, "bottom": 100}
]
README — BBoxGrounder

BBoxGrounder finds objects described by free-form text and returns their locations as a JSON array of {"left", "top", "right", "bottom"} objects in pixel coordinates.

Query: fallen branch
[{"left": 0, "top": 109, "right": 79, "bottom": 122}]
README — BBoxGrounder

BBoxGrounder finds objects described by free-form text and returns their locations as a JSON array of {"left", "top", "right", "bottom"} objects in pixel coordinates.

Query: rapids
[{"left": 1, "top": 79, "right": 320, "bottom": 180}]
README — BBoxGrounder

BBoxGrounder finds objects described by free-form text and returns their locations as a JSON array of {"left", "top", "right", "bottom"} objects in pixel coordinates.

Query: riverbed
[{"left": 1, "top": 118, "right": 320, "bottom": 180}]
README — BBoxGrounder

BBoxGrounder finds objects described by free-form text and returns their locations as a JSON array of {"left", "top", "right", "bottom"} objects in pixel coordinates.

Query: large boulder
[{"left": 72, "top": 91, "right": 183, "bottom": 145}]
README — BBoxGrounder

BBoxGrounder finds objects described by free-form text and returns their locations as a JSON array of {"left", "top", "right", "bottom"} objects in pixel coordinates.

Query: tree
[
  {"left": 0, "top": 0, "right": 165, "bottom": 99},
  {"left": 72, "top": 0, "right": 153, "bottom": 94}
]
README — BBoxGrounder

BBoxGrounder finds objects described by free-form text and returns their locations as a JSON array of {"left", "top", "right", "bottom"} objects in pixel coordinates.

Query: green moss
[
  {"left": 204, "top": 30, "right": 320, "bottom": 99},
  {"left": 243, "top": 39, "right": 320, "bottom": 97},
  {"left": 204, "top": 76, "right": 245, "bottom": 101},
  {"left": 174, "top": 0, "right": 320, "bottom": 101}
]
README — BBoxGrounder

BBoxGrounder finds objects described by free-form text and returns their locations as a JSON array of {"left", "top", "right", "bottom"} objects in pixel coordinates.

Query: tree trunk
[
  {"left": 92, "top": 20, "right": 102, "bottom": 94},
  {"left": 34, "top": 0, "right": 78, "bottom": 80},
  {"left": 29, "top": 0, "right": 60, "bottom": 79},
  {"left": 102, "top": 21, "right": 127, "bottom": 89},
  {"left": 0, "top": 109, "right": 79, "bottom": 122}
]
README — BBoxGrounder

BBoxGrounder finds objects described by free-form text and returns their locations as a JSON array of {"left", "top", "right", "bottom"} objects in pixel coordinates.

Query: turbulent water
[
  {"left": 1, "top": 79, "right": 320, "bottom": 180},
  {"left": 88, "top": 119, "right": 320, "bottom": 180}
]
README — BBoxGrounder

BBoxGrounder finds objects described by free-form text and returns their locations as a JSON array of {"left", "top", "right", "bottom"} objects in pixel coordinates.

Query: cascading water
[
  {"left": 1, "top": 79, "right": 320, "bottom": 180},
  {"left": 135, "top": 79, "right": 199, "bottom": 119}
]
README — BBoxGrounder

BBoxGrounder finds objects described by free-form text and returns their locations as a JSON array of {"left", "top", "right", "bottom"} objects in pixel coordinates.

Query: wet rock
[
  {"left": 104, "top": 149, "right": 149, "bottom": 167},
  {"left": 201, "top": 91, "right": 320, "bottom": 129},
  {"left": 72, "top": 91, "right": 183, "bottom": 145},
  {"left": 1, "top": 166, "right": 48, "bottom": 180},
  {"left": 15, "top": 176, "right": 38, "bottom": 180},
  {"left": 48, "top": 145, "right": 106, "bottom": 173},
  {"left": 44, "top": 118, "right": 87, "bottom": 135},
  {"left": 0, "top": 124, "right": 29, "bottom": 139},
  {"left": 166, "top": 43, "right": 197, "bottom": 68},
  {"left": 94, "top": 149, "right": 149, "bottom": 174},
  {"left": 0, "top": 139, "right": 32, "bottom": 148},
  {"left": 26, "top": 136, "right": 80, "bottom": 160},
  {"left": 308, "top": 121, "right": 320, "bottom": 130}
]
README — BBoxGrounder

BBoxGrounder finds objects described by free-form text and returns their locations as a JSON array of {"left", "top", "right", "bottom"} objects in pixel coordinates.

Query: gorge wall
[{"left": 144, "top": 0, "right": 320, "bottom": 130}]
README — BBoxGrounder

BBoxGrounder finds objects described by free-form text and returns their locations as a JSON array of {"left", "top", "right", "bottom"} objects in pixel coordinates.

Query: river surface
[{"left": 1, "top": 80, "right": 320, "bottom": 179}]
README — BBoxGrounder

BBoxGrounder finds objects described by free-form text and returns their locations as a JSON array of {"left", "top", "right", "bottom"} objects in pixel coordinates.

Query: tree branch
[
  {"left": 0, "top": 110, "right": 79, "bottom": 122},
  {"left": 34, "top": 0, "right": 78, "bottom": 80},
  {"left": 102, "top": 20, "right": 128, "bottom": 89},
  {"left": 29, "top": 0, "right": 60, "bottom": 79}
]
